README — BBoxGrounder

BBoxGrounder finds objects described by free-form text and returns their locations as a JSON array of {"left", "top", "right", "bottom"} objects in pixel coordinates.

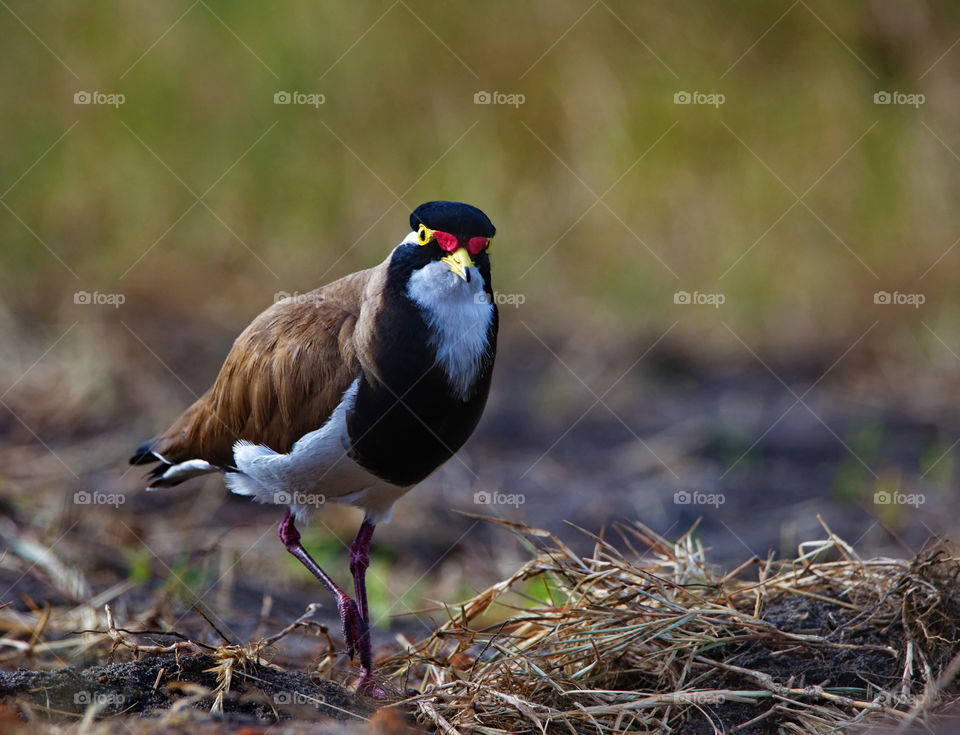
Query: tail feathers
[
  {"left": 146, "top": 461, "right": 171, "bottom": 485},
  {"left": 130, "top": 439, "right": 220, "bottom": 488},
  {"left": 146, "top": 459, "right": 220, "bottom": 488},
  {"left": 129, "top": 440, "right": 162, "bottom": 466}
]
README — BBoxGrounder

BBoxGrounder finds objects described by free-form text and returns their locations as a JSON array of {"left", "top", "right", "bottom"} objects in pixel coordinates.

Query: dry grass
[
  {"left": 3, "top": 517, "right": 960, "bottom": 734},
  {"left": 388, "top": 517, "right": 960, "bottom": 734}
]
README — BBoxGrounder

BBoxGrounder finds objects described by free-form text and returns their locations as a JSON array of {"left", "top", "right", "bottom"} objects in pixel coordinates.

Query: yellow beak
[{"left": 440, "top": 247, "right": 475, "bottom": 281}]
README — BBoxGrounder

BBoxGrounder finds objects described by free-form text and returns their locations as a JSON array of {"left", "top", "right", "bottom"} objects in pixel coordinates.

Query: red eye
[
  {"left": 433, "top": 230, "right": 459, "bottom": 252},
  {"left": 467, "top": 237, "right": 489, "bottom": 255}
]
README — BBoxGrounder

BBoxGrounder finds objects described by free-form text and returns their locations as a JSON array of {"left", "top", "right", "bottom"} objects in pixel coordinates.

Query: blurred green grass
[{"left": 2, "top": 0, "right": 960, "bottom": 359}]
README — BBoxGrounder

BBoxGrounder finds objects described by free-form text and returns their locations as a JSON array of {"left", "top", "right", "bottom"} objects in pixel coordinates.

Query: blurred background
[{"left": 2, "top": 1, "right": 960, "bottom": 659}]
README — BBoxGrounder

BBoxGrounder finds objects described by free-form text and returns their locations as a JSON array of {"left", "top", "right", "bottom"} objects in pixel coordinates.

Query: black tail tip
[
  {"left": 146, "top": 462, "right": 173, "bottom": 485},
  {"left": 130, "top": 440, "right": 159, "bottom": 466}
]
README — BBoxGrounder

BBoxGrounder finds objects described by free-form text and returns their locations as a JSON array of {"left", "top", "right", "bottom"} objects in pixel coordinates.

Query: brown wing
[{"left": 143, "top": 265, "right": 385, "bottom": 468}]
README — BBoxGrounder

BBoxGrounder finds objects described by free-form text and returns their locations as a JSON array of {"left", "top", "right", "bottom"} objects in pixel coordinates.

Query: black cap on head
[{"left": 410, "top": 201, "right": 496, "bottom": 239}]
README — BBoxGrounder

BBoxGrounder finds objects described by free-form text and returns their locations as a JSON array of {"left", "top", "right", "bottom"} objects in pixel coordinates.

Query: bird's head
[{"left": 397, "top": 201, "right": 495, "bottom": 284}]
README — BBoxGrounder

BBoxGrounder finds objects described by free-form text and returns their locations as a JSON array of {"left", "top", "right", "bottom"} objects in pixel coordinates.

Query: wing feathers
[{"left": 135, "top": 263, "right": 383, "bottom": 471}]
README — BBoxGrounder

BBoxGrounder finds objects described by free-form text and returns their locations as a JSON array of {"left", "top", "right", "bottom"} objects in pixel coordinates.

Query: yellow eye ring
[{"left": 417, "top": 224, "right": 434, "bottom": 246}]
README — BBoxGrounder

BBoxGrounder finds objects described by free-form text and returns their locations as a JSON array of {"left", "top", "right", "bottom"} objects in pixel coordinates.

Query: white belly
[{"left": 224, "top": 379, "right": 410, "bottom": 522}]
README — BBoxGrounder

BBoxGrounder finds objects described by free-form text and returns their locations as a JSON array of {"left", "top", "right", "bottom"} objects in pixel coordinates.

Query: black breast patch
[{"left": 345, "top": 271, "right": 497, "bottom": 487}]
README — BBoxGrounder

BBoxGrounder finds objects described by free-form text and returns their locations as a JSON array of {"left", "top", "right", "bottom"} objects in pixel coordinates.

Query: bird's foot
[
  {"left": 339, "top": 597, "right": 385, "bottom": 698},
  {"left": 353, "top": 670, "right": 391, "bottom": 699}
]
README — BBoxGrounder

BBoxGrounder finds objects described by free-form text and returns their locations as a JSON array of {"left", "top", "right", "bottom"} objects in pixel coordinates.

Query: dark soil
[
  {"left": 680, "top": 584, "right": 960, "bottom": 734},
  {"left": 3, "top": 336, "right": 960, "bottom": 733},
  {"left": 0, "top": 653, "right": 374, "bottom": 730}
]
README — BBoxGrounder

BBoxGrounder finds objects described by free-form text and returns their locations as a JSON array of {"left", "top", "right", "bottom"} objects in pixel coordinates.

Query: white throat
[{"left": 406, "top": 259, "right": 494, "bottom": 401}]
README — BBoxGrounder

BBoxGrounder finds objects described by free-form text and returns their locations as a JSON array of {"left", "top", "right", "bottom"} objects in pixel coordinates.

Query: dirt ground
[{"left": 2, "top": 330, "right": 959, "bottom": 733}]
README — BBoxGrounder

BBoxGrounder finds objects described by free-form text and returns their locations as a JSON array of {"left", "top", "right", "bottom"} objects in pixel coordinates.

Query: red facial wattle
[
  {"left": 433, "top": 230, "right": 459, "bottom": 252},
  {"left": 466, "top": 236, "right": 490, "bottom": 255},
  {"left": 430, "top": 230, "right": 490, "bottom": 255}
]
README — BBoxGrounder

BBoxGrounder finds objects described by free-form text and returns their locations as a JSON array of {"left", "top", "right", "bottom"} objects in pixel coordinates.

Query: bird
[{"left": 129, "top": 201, "right": 498, "bottom": 696}]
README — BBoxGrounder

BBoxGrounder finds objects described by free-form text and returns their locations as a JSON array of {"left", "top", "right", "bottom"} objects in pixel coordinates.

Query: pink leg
[
  {"left": 349, "top": 517, "right": 386, "bottom": 696},
  {"left": 278, "top": 510, "right": 366, "bottom": 664},
  {"left": 349, "top": 517, "right": 376, "bottom": 626}
]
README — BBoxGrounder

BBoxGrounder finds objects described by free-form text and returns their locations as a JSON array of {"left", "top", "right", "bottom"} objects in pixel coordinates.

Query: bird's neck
[{"left": 404, "top": 261, "right": 495, "bottom": 401}]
